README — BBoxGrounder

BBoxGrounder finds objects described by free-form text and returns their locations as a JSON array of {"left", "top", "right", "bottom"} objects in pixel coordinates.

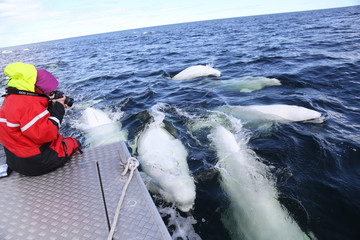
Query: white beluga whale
[
  {"left": 209, "top": 125, "right": 310, "bottom": 240},
  {"left": 212, "top": 76, "right": 281, "bottom": 92},
  {"left": 80, "top": 107, "right": 128, "bottom": 147},
  {"left": 172, "top": 65, "right": 221, "bottom": 80},
  {"left": 135, "top": 105, "right": 196, "bottom": 212},
  {"left": 217, "top": 104, "right": 323, "bottom": 123}
]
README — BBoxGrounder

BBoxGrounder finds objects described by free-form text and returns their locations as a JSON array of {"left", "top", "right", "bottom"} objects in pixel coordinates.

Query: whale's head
[
  {"left": 161, "top": 175, "right": 196, "bottom": 212},
  {"left": 80, "top": 107, "right": 128, "bottom": 147},
  {"left": 81, "top": 107, "right": 113, "bottom": 128},
  {"left": 211, "top": 68, "right": 221, "bottom": 78}
]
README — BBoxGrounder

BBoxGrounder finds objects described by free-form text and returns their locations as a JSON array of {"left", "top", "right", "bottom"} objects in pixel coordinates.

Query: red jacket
[{"left": 0, "top": 91, "right": 66, "bottom": 158}]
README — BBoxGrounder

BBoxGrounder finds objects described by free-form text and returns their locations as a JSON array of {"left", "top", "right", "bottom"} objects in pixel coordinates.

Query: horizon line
[{"left": 1, "top": 4, "right": 359, "bottom": 49}]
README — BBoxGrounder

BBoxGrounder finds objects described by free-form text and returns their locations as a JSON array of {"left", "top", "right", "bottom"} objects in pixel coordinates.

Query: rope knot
[{"left": 122, "top": 157, "right": 139, "bottom": 176}]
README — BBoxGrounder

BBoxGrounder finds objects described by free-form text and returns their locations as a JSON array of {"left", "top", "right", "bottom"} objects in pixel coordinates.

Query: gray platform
[{"left": 0, "top": 142, "right": 171, "bottom": 240}]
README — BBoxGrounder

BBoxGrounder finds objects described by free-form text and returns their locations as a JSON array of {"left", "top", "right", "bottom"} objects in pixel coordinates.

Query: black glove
[{"left": 47, "top": 101, "right": 65, "bottom": 128}]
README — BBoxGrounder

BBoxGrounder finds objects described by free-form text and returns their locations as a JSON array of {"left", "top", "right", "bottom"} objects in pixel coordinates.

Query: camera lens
[{"left": 64, "top": 97, "right": 74, "bottom": 107}]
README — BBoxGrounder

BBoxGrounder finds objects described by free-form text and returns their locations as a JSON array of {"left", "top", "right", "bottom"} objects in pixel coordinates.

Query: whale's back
[{"left": 172, "top": 65, "right": 221, "bottom": 80}]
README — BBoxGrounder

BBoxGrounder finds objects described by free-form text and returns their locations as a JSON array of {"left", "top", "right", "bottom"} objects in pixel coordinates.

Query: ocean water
[{"left": 1, "top": 5, "right": 360, "bottom": 240}]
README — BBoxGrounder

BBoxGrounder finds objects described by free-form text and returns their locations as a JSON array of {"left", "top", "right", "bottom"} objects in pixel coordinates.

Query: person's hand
[{"left": 51, "top": 96, "right": 68, "bottom": 109}]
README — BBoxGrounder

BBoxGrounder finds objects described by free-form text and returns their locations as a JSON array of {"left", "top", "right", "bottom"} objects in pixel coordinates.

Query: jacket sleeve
[
  {"left": 20, "top": 102, "right": 63, "bottom": 145},
  {"left": 47, "top": 101, "right": 65, "bottom": 129}
]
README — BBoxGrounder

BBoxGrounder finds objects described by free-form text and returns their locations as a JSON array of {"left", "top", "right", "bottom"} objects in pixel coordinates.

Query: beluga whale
[
  {"left": 212, "top": 76, "right": 281, "bottom": 93},
  {"left": 172, "top": 65, "right": 221, "bottom": 80},
  {"left": 217, "top": 104, "right": 324, "bottom": 123},
  {"left": 135, "top": 104, "right": 196, "bottom": 212},
  {"left": 209, "top": 124, "right": 311, "bottom": 240},
  {"left": 80, "top": 107, "right": 128, "bottom": 147}
]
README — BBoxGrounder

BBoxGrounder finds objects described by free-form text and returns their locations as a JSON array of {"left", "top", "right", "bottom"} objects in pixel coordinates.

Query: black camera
[{"left": 51, "top": 90, "right": 74, "bottom": 107}]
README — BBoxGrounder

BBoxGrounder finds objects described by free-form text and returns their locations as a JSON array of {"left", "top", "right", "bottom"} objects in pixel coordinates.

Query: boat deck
[{"left": 0, "top": 141, "right": 171, "bottom": 240}]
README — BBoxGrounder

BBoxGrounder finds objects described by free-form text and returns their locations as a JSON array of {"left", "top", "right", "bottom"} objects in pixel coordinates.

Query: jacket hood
[{"left": 4, "top": 62, "right": 37, "bottom": 92}]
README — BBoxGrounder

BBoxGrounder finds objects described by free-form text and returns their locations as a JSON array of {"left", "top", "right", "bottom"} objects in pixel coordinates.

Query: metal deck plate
[{"left": 0, "top": 142, "right": 171, "bottom": 240}]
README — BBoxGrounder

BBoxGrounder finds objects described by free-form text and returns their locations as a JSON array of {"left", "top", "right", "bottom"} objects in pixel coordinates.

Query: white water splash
[
  {"left": 159, "top": 206, "right": 201, "bottom": 240},
  {"left": 1, "top": 50, "right": 12, "bottom": 54}
]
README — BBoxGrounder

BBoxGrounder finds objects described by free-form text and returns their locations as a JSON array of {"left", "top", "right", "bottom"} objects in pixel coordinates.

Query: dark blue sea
[{"left": 1, "top": 5, "right": 359, "bottom": 240}]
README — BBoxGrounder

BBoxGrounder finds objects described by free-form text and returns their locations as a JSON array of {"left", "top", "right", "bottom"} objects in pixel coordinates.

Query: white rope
[{"left": 107, "top": 157, "right": 139, "bottom": 240}]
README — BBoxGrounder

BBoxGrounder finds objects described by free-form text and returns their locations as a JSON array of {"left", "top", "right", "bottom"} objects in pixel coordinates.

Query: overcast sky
[{"left": 0, "top": 0, "right": 359, "bottom": 48}]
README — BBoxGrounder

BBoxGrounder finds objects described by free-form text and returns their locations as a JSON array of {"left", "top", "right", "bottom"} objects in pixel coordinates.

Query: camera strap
[{"left": 4, "top": 87, "right": 49, "bottom": 99}]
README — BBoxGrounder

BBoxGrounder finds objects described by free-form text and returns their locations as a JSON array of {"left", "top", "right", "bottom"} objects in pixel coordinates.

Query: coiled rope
[{"left": 107, "top": 157, "right": 139, "bottom": 240}]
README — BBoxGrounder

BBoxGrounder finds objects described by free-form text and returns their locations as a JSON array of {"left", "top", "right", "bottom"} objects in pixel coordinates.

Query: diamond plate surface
[{"left": 0, "top": 142, "right": 171, "bottom": 240}]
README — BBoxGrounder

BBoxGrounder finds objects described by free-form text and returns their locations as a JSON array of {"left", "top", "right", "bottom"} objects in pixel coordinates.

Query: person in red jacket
[{"left": 0, "top": 62, "right": 82, "bottom": 176}]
